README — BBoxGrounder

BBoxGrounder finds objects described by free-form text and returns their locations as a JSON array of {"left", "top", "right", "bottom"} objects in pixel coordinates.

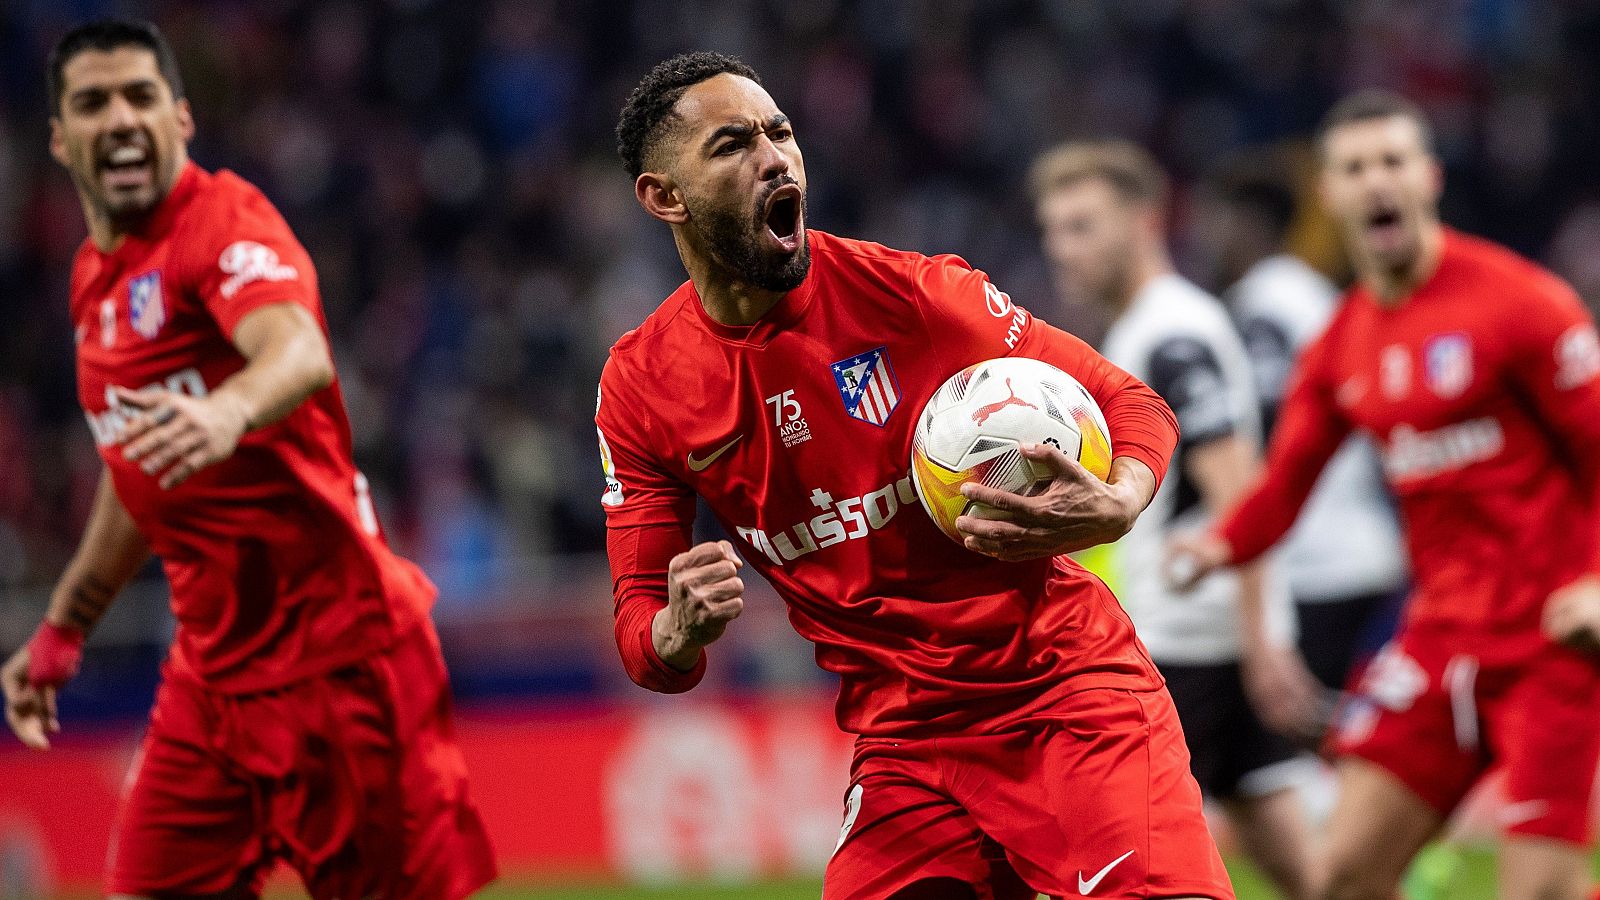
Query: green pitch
[
  {"left": 476, "top": 879, "right": 823, "bottom": 900},
  {"left": 477, "top": 847, "right": 1505, "bottom": 900}
]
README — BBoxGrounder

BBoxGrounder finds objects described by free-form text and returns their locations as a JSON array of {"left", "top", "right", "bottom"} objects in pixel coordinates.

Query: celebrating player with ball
[
  {"left": 1172, "top": 92, "right": 1600, "bottom": 900},
  {"left": 600, "top": 52, "right": 1233, "bottom": 899}
]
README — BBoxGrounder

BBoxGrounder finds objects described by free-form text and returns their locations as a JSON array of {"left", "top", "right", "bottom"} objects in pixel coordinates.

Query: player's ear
[
  {"left": 1315, "top": 165, "right": 1336, "bottom": 213},
  {"left": 1136, "top": 203, "right": 1164, "bottom": 243},
  {"left": 48, "top": 117, "right": 67, "bottom": 168},
  {"left": 636, "top": 171, "right": 688, "bottom": 225},
  {"left": 175, "top": 97, "right": 196, "bottom": 143},
  {"left": 1425, "top": 156, "right": 1444, "bottom": 202}
]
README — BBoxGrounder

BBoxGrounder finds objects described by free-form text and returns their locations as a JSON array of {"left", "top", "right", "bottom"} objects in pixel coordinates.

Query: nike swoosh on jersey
[
  {"left": 686, "top": 435, "right": 743, "bottom": 472},
  {"left": 1077, "top": 849, "right": 1135, "bottom": 895}
]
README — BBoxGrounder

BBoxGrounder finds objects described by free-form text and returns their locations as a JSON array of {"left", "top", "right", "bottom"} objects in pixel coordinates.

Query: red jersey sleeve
[
  {"left": 913, "top": 253, "right": 1179, "bottom": 485},
  {"left": 596, "top": 359, "right": 705, "bottom": 692},
  {"left": 1219, "top": 331, "right": 1352, "bottom": 564},
  {"left": 606, "top": 521, "right": 705, "bottom": 692},
  {"left": 1502, "top": 274, "right": 1600, "bottom": 572},
  {"left": 178, "top": 174, "right": 320, "bottom": 337}
]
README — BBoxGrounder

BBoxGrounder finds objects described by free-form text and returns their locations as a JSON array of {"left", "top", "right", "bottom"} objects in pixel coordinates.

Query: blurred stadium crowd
[{"left": 3, "top": 0, "right": 1600, "bottom": 702}]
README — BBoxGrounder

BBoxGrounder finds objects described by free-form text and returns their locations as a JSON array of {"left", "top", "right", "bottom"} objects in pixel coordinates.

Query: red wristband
[{"left": 26, "top": 621, "right": 85, "bottom": 687}]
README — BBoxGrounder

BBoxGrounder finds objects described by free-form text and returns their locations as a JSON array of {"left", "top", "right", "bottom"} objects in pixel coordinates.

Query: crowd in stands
[{"left": 2, "top": 0, "right": 1597, "bottom": 612}]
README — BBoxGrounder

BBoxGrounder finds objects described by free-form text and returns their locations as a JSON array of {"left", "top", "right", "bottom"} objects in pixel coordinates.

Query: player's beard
[
  {"left": 1090, "top": 250, "right": 1136, "bottom": 312},
  {"left": 74, "top": 130, "right": 174, "bottom": 227},
  {"left": 688, "top": 180, "right": 811, "bottom": 293},
  {"left": 1368, "top": 220, "right": 1422, "bottom": 276}
]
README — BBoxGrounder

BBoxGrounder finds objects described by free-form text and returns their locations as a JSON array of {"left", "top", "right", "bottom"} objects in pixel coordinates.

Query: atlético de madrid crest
[
  {"left": 830, "top": 346, "right": 900, "bottom": 426},
  {"left": 128, "top": 271, "right": 165, "bottom": 339},
  {"left": 1423, "top": 332, "right": 1472, "bottom": 399}
]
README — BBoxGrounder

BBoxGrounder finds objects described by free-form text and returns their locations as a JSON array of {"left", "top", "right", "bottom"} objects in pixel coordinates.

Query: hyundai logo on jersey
[
  {"left": 129, "top": 271, "right": 165, "bottom": 340},
  {"left": 831, "top": 347, "right": 901, "bottom": 426}
]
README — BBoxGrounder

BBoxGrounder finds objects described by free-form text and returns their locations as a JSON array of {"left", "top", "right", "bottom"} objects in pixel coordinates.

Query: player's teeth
[{"left": 108, "top": 147, "right": 147, "bottom": 165}]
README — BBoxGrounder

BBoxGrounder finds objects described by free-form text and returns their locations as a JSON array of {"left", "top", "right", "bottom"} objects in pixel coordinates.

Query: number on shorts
[
  {"left": 833, "top": 782, "right": 864, "bottom": 856},
  {"left": 354, "top": 472, "right": 379, "bottom": 536}
]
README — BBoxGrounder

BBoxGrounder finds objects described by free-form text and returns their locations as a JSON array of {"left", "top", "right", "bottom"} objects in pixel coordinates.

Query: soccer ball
[{"left": 910, "top": 357, "right": 1113, "bottom": 544}]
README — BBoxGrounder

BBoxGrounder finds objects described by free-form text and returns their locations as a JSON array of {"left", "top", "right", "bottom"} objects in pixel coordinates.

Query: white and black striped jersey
[{"left": 1101, "top": 274, "right": 1293, "bottom": 664}]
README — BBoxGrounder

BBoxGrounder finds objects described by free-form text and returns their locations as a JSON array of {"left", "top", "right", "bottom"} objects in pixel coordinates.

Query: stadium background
[{"left": 2, "top": 0, "right": 1599, "bottom": 896}]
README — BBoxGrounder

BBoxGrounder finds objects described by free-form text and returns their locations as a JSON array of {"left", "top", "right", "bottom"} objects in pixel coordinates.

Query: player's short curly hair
[
  {"left": 616, "top": 51, "right": 759, "bottom": 180},
  {"left": 1317, "top": 90, "right": 1434, "bottom": 158},
  {"left": 48, "top": 18, "right": 185, "bottom": 115},
  {"left": 1028, "top": 139, "right": 1169, "bottom": 210}
]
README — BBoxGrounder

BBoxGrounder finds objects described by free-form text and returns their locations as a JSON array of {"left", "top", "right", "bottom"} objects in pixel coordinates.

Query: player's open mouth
[
  {"left": 1366, "top": 205, "right": 1404, "bottom": 244},
  {"left": 764, "top": 184, "right": 803, "bottom": 253},
  {"left": 99, "top": 144, "right": 154, "bottom": 192}
]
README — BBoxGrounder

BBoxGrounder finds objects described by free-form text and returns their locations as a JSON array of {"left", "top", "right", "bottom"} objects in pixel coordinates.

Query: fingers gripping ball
[{"left": 910, "top": 357, "right": 1112, "bottom": 543}]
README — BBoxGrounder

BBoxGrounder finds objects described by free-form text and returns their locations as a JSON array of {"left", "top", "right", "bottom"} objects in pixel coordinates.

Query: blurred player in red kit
[
  {"left": 600, "top": 52, "right": 1233, "bottom": 899},
  {"left": 0, "top": 20, "right": 495, "bottom": 898},
  {"left": 1172, "top": 92, "right": 1600, "bottom": 900}
]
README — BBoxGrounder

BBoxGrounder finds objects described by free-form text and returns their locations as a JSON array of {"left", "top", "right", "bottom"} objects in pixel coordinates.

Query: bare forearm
[
  {"left": 214, "top": 303, "right": 333, "bottom": 432},
  {"left": 1234, "top": 560, "right": 1274, "bottom": 648},
  {"left": 1108, "top": 456, "right": 1157, "bottom": 521},
  {"left": 1189, "top": 434, "right": 1274, "bottom": 645},
  {"left": 45, "top": 474, "right": 149, "bottom": 634}
]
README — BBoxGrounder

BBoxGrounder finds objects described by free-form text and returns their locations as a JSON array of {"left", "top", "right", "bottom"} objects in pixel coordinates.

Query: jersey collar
[{"left": 1127, "top": 272, "right": 1187, "bottom": 315}]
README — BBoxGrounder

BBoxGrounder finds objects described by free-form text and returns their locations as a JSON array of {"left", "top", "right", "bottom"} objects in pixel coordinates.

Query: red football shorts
[
  {"left": 107, "top": 624, "right": 497, "bottom": 898},
  {"left": 824, "top": 687, "right": 1234, "bottom": 899},
  {"left": 1333, "top": 625, "right": 1600, "bottom": 845}
]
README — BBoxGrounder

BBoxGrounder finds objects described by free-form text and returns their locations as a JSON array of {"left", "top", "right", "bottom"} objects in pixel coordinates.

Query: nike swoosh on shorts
[{"left": 1078, "top": 849, "right": 1135, "bottom": 895}]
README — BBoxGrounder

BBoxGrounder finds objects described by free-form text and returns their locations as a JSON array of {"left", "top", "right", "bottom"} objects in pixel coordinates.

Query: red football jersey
[
  {"left": 71, "top": 163, "right": 434, "bottom": 693},
  {"left": 1222, "top": 230, "right": 1600, "bottom": 651},
  {"left": 597, "top": 231, "right": 1178, "bottom": 736}
]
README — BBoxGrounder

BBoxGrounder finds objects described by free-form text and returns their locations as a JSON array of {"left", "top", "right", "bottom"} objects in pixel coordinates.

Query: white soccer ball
[{"left": 910, "top": 357, "right": 1113, "bottom": 544}]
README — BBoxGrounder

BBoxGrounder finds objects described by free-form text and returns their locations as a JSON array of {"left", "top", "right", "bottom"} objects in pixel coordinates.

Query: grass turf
[{"left": 469, "top": 847, "right": 1506, "bottom": 899}]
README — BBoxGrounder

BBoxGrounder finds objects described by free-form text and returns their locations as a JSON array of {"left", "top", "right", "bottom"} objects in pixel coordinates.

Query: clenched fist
[{"left": 653, "top": 540, "right": 746, "bottom": 671}]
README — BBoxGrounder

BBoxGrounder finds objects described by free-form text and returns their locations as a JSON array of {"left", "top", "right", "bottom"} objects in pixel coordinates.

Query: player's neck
[
  {"left": 81, "top": 197, "right": 127, "bottom": 254},
  {"left": 1360, "top": 221, "right": 1444, "bottom": 308},
  {"left": 694, "top": 278, "right": 785, "bottom": 326},
  {"left": 680, "top": 245, "right": 786, "bottom": 326},
  {"left": 1116, "top": 249, "right": 1174, "bottom": 312}
]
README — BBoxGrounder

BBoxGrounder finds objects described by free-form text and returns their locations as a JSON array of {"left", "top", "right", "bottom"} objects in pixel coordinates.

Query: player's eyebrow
[
  {"left": 702, "top": 114, "right": 789, "bottom": 151},
  {"left": 67, "top": 78, "right": 161, "bottom": 104}
]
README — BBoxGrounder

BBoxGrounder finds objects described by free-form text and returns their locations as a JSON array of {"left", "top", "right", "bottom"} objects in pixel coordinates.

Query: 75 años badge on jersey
[{"left": 831, "top": 347, "right": 900, "bottom": 426}]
